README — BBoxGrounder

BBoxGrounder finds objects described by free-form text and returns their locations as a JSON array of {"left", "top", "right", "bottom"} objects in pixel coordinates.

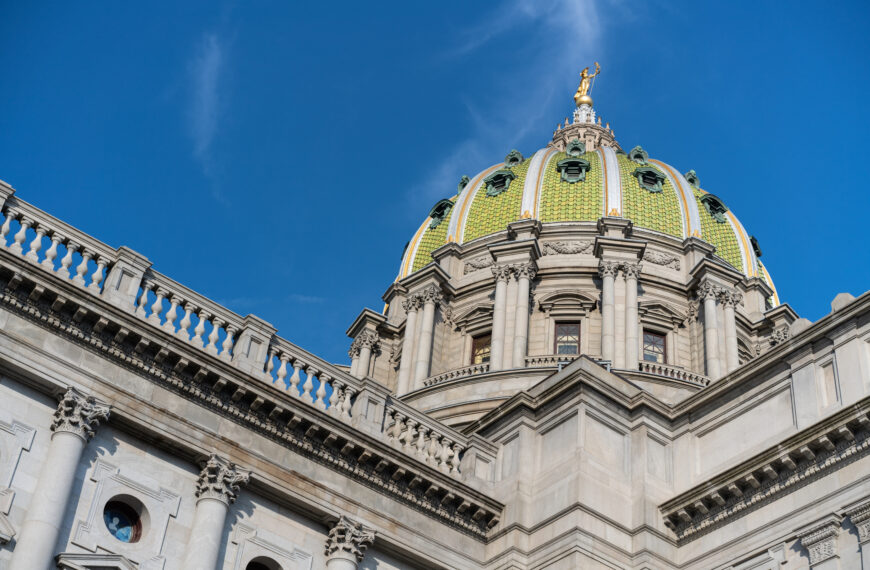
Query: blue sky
[{"left": 1, "top": 1, "right": 868, "bottom": 364}]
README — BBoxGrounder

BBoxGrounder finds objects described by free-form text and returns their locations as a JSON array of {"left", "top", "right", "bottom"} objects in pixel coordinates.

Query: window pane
[
  {"left": 642, "top": 331, "right": 666, "bottom": 364},
  {"left": 472, "top": 334, "right": 491, "bottom": 364},
  {"left": 555, "top": 323, "right": 580, "bottom": 355}
]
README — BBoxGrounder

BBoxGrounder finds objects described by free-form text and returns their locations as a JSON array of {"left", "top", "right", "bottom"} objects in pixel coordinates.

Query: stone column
[
  {"left": 720, "top": 288, "right": 742, "bottom": 374},
  {"left": 10, "top": 388, "right": 110, "bottom": 570},
  {"left": 490, "top": 265, "right": 512, "bottom": 371},
  {"left": 413, "top": 286, "right": 442, "bottom": 386},
  {"left": 698, "top": 282, "right": 722, "bottom": 379},
  {"left": 511, "top": 263, "right": 536, "bottom": 368},
  {"left": 325, "top": 515, "right": 376, "bottom": 570},
  {"left": 623, "top": 262, "right": 641, "bottom": 370},
  {"left": 355, "top": 331, "right": 379, "bottom": 380},
  {"left": 598, "top": 261, "right": 619, "bottom": 363},
  {"left": 182, "top": 454, "right": 250, "bottom": 570},
  {"left": 846, "top": 500, "right": 870, "bottom": 568},
  {"left": 797, "top": 516, "right": 842, "bottom": 569},
  {"left": 396, "top": 295, "right": 420, "bottom": 395}
]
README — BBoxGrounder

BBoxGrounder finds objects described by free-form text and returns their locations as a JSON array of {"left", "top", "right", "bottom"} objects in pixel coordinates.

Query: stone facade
[{"left": 0, "top": 92, "right": 869, "bottom": 570}]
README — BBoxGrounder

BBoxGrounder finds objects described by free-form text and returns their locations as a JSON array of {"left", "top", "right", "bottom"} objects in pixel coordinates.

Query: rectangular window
[
  {"left": 554, "top": 322, "right": 581, "bottom": 355},
  {"left": 643, "top": 330, "right": 666, "bottom": 364},
  {"left": 471, "top": 334, "right": 491, "bottom": 364}
]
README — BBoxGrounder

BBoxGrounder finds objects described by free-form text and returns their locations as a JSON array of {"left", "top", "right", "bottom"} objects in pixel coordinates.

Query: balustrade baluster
[
  {"left": 438, "top": 438, "right": 454, "bottom": 473},
  {"left": 162, "top": 296, "right": 181, "bottom": 332},
  {"left": 385, "top": 410, "right": 399, "bottom": 444},
  {"left": 416, "top": 426, "right": 429, "bottom": 459},
  {"left": 192, "top": 310, "right": 209, "bottom": 347},
  {"left": 73, "top": 248, "right": 93, "bottom": 286},
  {"left": 450, "top": 443, "right": 462, "bottom": 474},
  {"left": 302, "top": 367, "right": 316, "bottom": 403},
  {"left": 403, "top": 420, "right": 418, "bottom": 453},
  {"left": 221, "top": 325, "right": 236, "bottom": 361},
  {"left": 340, "top": 385, "right": 354, "bottom": 420},
  {"left": 315, "top": 374, "right": 329, "bottom": 410},
  {"left": 264, "top": 346, "right": 276, "bottom": 379},
  {"left": 88, "top": 256, "right": 108, "bottom": 293},
  {"left": 25, "top": 224, "right": 45, "bottom": 262},
  {"left": 177, "top": 303, "right": 194, "bottom": 339},
  {"left": 60, "top": 241, "right": 79, "bottom": 280},
  {"left": 206, "top": 318, "right": 222, "bottom": 355},
  {"left": 0, "top": 210, "right": 13, "bottom": 247},
  {"left": 276, "top": 355, "right": 289, "bottom": 388},
  {"left": 427, "top": 433, "right": 442, "bottom": 466},
  {"left": 9, "top": 216, "right": 32, "bottom": 256},
  {"left": 329, "top": 379, "right": 343, "bottom": 414},
  {"left": 289, "top": 359, "right": 302, "bottom": 395},
  {"left": 42, "top": 233, "right": 61, "bottom": 270},
  {"left": 135, "top": 281, "right": 153, "bottom": 318},
  {"left": 393, "top": 414, "right": 407, "bottom": 447},
  {"left": 148, "top": 288, "right": 166, "bottom": 325}
]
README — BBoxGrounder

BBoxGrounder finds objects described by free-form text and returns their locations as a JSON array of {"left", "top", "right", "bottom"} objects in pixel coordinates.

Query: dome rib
[
  {"left": 448, "top": 163, "right": 502, "bottom": 244},
  {"left": 600, "top": 146, "right": 623, "bottom": 217},
  {"left": 520, "top": 148, "right": 555, "bottom": 220}
]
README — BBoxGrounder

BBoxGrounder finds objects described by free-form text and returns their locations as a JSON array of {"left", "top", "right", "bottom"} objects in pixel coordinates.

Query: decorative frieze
[
  {"left": 541, "top": 240, "right": 593, "bottom": 256},
  {"left": 797, "top": 515, "right": 841, "bottom": 566},
  {"left": 463, "top": 255, "right": 493, "bottom": 275},
  {"left": 50, "top": 387, "right": 111, "bottom": 441},
  {"left": 195, "top": 454, "right": 250, "bottom": 505},
  {"left": 325, "top": 515, "right": 376, "bottom": 563},
  {"left": 643, "top": 249, "right": 681, "bottom": 270}
]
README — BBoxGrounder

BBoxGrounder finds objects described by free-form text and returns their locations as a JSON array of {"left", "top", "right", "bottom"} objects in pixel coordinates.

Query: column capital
[
  {"left": 194, "top": 454, "right": 250, "bottom": 505},
  {"left": 356, "top": 330, "right": 380, "bottom": 351},
  {"left": 696, "top": 280, "right": 720, "bottom": 301},
  {"left": 401, "top": 294, "right": 423, "bottom": 312},
  {"left": 51, "top": 388, "right": 111, "bottom": 441},
  {"left": 597, "top": 260, "right": 620, "bottom": 279},
  {"left": 347, "top": 338, "right": 362, "bottom": 359},
  {"left": 718, "top": 287, "right": 743, "bottom": 307},
  {"left": 492, "top": 264, "right": 514, "bottom": 282},
  {"left": 513, "top": 262, "right": 537, "bottom": 280},
  {"left": 845, "top": 499, "right": 870, "bottom": 544},
  {"left": 622, "top": 262, "right": 642, "bottom": 279},
  {"left": 325, "top": 515, "right": 376, "bottom": 563},
  {"left": 797, "top": 515, "right": 842, "bottom": 566},
  {"left": 419, "top": 284, "right": 443, "bottom": 306}
]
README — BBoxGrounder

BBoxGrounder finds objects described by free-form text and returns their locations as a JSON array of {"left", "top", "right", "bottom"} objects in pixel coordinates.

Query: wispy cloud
[
  {"left": 410, "top": 0, "right": 612, "bottom": 207},
  {"left": 188, "top": 33, "right": 225, "bottom": 175}
]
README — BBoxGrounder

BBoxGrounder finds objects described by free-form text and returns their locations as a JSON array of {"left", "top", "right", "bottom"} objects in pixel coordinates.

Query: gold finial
[{"left": 574, "top": 62, "right": 600, "bottom": 107}]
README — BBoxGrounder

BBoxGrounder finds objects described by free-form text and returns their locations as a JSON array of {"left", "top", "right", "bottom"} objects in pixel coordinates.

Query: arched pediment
[
  {"left": 638, "top": 300, "right": 687, "bottom": 330},
  {"left": 537, "top": 289, "right": 598, "bottom": 315},
  {"left": 453, "top": 302, "right": 494, "bottom": 333}
]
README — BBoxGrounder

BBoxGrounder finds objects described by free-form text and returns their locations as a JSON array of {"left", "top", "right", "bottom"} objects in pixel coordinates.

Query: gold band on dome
[
  {"left": 725, "top": 210, "right": 758, "bottom": 277},
  {"left": 455, "top": 163, "right": 503, "bottom": 244},
  {"left": 532, "top": 148, "right": 559, "bottom": 219},
  {"left": 399, "top": 216, "right": 431, "bottom": 279},
  {"left": 650, "top": 159, "right": 694, "bottom": 239}
]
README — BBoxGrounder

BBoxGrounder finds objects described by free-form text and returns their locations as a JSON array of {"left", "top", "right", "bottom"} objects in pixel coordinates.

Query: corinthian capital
[
  {"left": 597, "top": 260, "right": 620, "bottom": 279},
  {"left": 325, "top": 515, "right": 376, "bottom": 563},
  {"left": 719, "top": 288, "right": 743, "bottom": 307},
  {"left": 420, "top": 284, "right": 443, "bottom": 306},
  {"left": 696, "top": 281, "right": 720, "bottom": 301},
  {"left": 51, "top": 388, "right": 111, "bottom": 441},
  {"left": 514, "top": 262, "right": 537, "bottom": 280},
  {"left": 347, "top": 338, "right": 361, "bottom": 358},
  {"left": 194, "top": 454, "right": 250, "bottom": 505},
  {"left": 357, "top": 330, "right": 380, "bottom": 350},
  {"left": 622, "top": 262, "right": 642, "bottom": 279},
  {"left": 492, "top": 264, "right": 514, "bottom": 282},
  {"left": 401, "top": 294, "right": 423, "bottom": 313}
]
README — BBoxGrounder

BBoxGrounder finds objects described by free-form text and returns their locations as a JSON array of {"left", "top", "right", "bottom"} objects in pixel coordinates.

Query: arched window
[{"left": 246, "top": 556, "right": 282, "bottom": 570}]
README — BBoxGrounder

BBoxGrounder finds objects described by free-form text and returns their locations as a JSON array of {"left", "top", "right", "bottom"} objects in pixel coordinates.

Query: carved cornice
[
  {"left": 325, "top": 515, "right": 376, "bottom": 562},
  {"left": 661, "top": 400, "right": 870, "bottom": 542},
  {"left": 195, "top": 454, "right": 250, "bottom": 505},
  {"left": 0, "top": 260, "right": 502, "bottom": 538},
  {"left": 597, "top": 260, "right": 620, "bottom": 279},
  {"left": 797, "top": 516, "right": 841, "bottom": 565},
  {"left": 51, "top": 387, "right": 111, "bottom": 441}
]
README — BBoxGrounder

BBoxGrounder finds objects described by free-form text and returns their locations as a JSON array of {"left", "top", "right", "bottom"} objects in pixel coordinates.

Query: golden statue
[{"left": 574, "top": 62, "right": 600, "bottom": 107}]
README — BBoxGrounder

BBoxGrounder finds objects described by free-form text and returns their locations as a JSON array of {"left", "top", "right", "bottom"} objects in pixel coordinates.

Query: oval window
[{"left": 103, "top": 500, "right": 143, "bottom": 543}]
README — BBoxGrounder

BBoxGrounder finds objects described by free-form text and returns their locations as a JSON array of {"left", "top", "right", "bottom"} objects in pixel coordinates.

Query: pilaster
[{"left": 797, "top": 514, "right": 842, "bottom": 568}]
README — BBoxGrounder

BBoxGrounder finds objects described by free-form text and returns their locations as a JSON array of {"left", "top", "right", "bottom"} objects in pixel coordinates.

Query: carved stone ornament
[
  {"left": 770, "top": 325, "right": 790, "bottom": 346},
  {"left": 846, "top": 499, "right": 870, "bottom": 544},
  {"left": 542, "top": 240, "right": 593, "bottom": 256},
  {"left": 642, "top": 249, "right": 681, "bottom": 270},
  {"left": 419, "top": 285, "right": 443, "bottom": 306},
  {"left": 492, "top": 264, "right": 514, "bottom": 282},
  {"left": 401, "top": 294, "right": 423, "bottom": 313},
  {"left": 50, "top": 387, "right": 111, "bottom": 441},
  {"left": 622, "top": 262, "right": 642, "bottom": 279},
  {"left": 347, "top": 337, "right": 361, "bottom": 359},
  {"left": 356, "top": 330, "right": 380, "bottom": 351},
  {"left": 324, "top": 515, "right": 376, "bottom": 563},
  {"left": 194, "top": 454, "right": 250, "bottom": 505},
  {"left": 718, "top": 288, "right": 743, "bottom": 307},
  {"left": 463, "top": 255, "right": 494, "bottom": 275},
  {"left": 696, "top": 281, "right": 720, "bottom": 301},
  {"left": 514, "top": 262, "right": 537, "bottom": 280},
  {"left": 597, "top": 260, "right": 620, "bottom": 279},
  {"left": 797, "top": 517, "right": 841, "bottom": 565}
]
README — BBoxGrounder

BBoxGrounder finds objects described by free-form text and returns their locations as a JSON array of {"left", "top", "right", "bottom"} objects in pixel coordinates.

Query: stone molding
[
  {"left": 844, "top": 498, "right": 870, "bottom": 544},
  {"left": 324, "top": 515, "right": 376, "bottom": 563},
  {"left": 797, "top": 515, "right": 842, "bottom": 566},
  {"left": 51, "top": 387, "right": 111, "bottom": 441},
  {"left": 661, "top": 398, "right": 870, "bottom": 542},
  {"left": 541, "top": 240, "right": 593, "bottom": 256},
  {"left": 0, "top": 259, "right": 502, "bottom": 538},
  {"left": 195, "top": 454, "right": 250, "bottom": 505},
  {"left": 642, "top": 249, "right": 681, "bottom": 270},
  {"left": 597, "top": 260, "right": 620, "bottom": 279}
]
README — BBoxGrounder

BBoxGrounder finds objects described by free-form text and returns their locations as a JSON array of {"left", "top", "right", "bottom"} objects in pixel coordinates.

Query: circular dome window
[{"left": 103, "top": 498, "right": 144, "bottom": 543}]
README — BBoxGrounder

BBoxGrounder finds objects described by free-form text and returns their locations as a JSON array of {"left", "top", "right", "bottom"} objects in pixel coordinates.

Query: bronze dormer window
[
  {"left": 632, "top": 166, "right": 665, "bottom": 193},
  {"left": 556, "top": 157, "right": 591, "bottom": 183},
  {"left": 484, "top": 170, "right": 516, "bottom": 197},
  {"left": 700, "top": 193, "right": 728, "bottom": 223},
  {"left": 428, "top": 199, "right": 454, "bottom": 229}
]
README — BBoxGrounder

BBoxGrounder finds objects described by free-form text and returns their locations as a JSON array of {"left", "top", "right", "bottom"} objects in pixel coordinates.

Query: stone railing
[
  {"left": 424, "top": 363, "right": 490, "bottom": 387},
  {"left": 0, "top": 195, "right": 117, "bottom": 297},
  {"left": 637, "top": 361, "right": 710, "bottom": 387},
  {"left": 525, "top": 354, "right": 579, "bottom": 368},
  {"left": 384, "top": 398, "right": 468, "bottom": 475}
]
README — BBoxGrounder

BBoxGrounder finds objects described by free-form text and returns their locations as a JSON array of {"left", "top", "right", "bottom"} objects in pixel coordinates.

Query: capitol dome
[{"left": 399, "top": 105, "right": 779, "bottom": 304}]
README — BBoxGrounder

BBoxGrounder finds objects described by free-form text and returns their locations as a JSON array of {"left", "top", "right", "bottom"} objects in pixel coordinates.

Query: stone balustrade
[
  {"left": 0, "top": 196, "right": 117, "bottom": 295},
  {"left": 637, "top": 361, "right": 710, "bottom": 387},
  {"left": 423, "top": 363, "right": 490, "bottom": 387},
  {"left": 385, "top": 399, "right": 467, "bottom": 476},
  {"left": 266, "top": 338, "right": 363, "bottom": 420}
]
